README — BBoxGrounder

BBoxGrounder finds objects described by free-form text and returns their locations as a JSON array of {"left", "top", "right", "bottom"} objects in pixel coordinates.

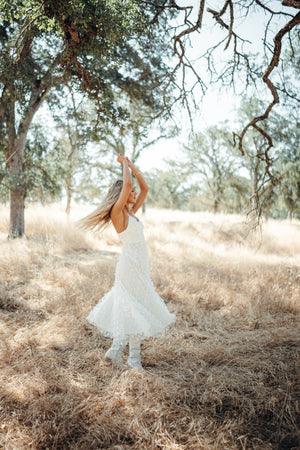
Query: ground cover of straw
[{"left": 0, "top": 204, "right": 299, "bottom": 450}]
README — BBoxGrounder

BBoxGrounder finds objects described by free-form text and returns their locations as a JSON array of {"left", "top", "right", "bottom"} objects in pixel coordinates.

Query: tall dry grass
[{"left": 0, "top": 204, "right": 299, "bottom": 449}]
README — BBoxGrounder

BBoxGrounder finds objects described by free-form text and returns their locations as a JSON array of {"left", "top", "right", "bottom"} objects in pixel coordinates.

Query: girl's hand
[
  {"left": 125, "top": 157, "right": 134, "bottom": 169},
  {"left": 117, "top": 154, "right": 126, "bottom": 164}
]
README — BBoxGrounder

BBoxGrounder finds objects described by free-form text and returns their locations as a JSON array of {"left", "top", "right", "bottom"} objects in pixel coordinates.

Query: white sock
[{"left": 128, "top": 336, "right": 143, "bottom": 368}]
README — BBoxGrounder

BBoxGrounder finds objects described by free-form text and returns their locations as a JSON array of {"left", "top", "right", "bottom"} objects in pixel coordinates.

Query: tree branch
[
  {"left": 258, "top": 170, "right": 288, "bottom": 199},
  {"left": 255, "top": 0, "right": 294, "bottom": 17},
  {"left": 282, "top": 0, "right": 300, "bottom": 8},
  {"left": 238, "top": 11, "right": 300, "bottom": 158}
]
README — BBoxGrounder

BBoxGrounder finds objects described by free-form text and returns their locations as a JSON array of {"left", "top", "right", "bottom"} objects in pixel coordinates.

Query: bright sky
[{"left": 138, "top": 88, "right": 238, "bottom": 171}]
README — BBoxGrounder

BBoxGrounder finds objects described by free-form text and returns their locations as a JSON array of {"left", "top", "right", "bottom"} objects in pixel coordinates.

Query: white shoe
[
  {"left": 127, "top": 350, "right": 143, "bottom": 370},
  {"left": 105, "top": 347, "right": 123, "bottom": 366}
]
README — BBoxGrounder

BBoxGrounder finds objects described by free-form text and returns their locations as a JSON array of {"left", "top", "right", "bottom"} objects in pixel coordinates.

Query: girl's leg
[
  {"left": 105, "top": 338, "right": 126, "bottom": 366},
  {"left": 127, "top": 336, "right": 143, "bottom": 369}
]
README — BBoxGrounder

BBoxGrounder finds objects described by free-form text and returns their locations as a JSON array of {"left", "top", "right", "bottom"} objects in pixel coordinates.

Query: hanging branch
[
  {"left": 207, "top": 1, "right": 299, "bottom": 188},
  {"left": 237, "top": 11, "right": 300, "bottom": 161},
  {"left": 154, "top": 1, "right": 207, "bottom": 118}
]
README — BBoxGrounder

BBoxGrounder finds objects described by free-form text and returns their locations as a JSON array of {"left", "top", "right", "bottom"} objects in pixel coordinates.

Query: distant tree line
[
  {"left": 145, "top": 99, "right": 300, "bottom": 220},
  {"left": 1, "top": 91, "right": 298, "bottom": 220}
]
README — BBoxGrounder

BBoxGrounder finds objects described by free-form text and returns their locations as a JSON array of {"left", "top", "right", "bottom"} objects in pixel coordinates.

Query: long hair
[{"left": 77, "top": 179, "right": 123, "bottom": 232}]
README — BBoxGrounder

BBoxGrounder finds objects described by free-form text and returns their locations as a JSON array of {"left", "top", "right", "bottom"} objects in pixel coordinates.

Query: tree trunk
[
  {"left": 8, "top": 142, "right": 25, "bottom": 238},
  {"left": 252, "top": 159, "right": 259, "bottom": 212},
  {"left": 65, "top": 177, "right": 72, "bottom": 215},
  {"left": 265, "top": 204, "right": 271, "bottom": 222},
  {"left": 9, "top": 188, "right": 25, "bottom": 237},
  {"left": 213, "top": 198, "right": 220, "bottom": 214},
  {"left": 6, "top": 87, "right": 51, "bottom": 236},
  {"left": 2, "top": 54, "right": 59, "bottom": 238}
]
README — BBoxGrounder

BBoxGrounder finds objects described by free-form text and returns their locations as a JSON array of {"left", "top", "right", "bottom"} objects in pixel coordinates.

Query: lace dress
[{"left": 87, "top": 215, "right": 175, "bottom": 344}]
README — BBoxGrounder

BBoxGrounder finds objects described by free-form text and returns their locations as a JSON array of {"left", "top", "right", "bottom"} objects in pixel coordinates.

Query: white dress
[{"left": 87, "top": 215, "right": 175, "bottom": 344}]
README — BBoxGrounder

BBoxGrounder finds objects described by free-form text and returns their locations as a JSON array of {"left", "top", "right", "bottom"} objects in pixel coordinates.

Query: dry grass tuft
[{"left": 0, "top": 204, "right": 299, "bottom": 449}]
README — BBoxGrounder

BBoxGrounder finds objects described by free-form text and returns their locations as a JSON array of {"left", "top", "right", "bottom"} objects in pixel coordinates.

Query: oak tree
[{"left": 0, "top": 0, "right": 173, "bottom": 236}]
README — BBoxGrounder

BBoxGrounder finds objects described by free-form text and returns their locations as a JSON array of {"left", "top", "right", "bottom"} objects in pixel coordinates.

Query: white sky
[{"left": 138, "top": 88, "right": 238, "bottom": 171}]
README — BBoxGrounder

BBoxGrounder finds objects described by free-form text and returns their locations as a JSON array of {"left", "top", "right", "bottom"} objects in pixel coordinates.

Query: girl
[{"left": 78, "top": 154, "right": 175, "bottom": 369}]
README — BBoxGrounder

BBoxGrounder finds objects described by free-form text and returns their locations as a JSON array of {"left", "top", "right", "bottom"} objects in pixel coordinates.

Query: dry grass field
[{"left": 0, "top": 204, "right": 299, "bottom": 450}]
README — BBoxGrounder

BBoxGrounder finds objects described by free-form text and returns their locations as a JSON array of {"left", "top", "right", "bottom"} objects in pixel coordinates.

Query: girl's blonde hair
[{"left": 77, "top": 179, "right": 123, "bottom": 232}]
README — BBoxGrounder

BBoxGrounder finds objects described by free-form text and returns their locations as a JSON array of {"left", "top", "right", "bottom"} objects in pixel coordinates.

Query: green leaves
[
  {"left": 0, "top": 0, "right": 176, "bottom": 225},
  {"left": 22, "top": 124, "right": 67, "bottom": 201}
]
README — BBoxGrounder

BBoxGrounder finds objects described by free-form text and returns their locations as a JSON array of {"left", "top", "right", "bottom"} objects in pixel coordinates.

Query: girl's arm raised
[
  {"left": 111, "top": 155, "right": 132, "bottom": 221},
  {"left": 127, "top": 158, "right": 149, "bottom": 214}
]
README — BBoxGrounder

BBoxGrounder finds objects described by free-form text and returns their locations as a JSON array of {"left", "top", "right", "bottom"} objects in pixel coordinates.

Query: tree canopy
[{"left": 0, "top": 0, "right": 175, "bottom": 236}]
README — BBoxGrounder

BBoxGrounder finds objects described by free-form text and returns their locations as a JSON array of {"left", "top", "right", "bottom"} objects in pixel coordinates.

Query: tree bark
[
  {"left": 213, "top": 198, "right": 220, "bottom": 214},
  {"left": 265, "top": 204, "right": 271, "bottom": 222},
  {"left": 9, "top": 188, "right": 25, "bottom": 237},
  {"left": 8, "top": 141, "right": 25, "bottom": 237},
  {"left": 252, "top": 157, "right": 259, "bottom": 213},
  {"left": 65, "top": 177, "right": 72, "bottom": 215},
  {"left": 6, "top": 85, "right": 51, "bottom": 236},
  {"left": 3, "top": 52, "right": 61, "bottom": 237}
]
